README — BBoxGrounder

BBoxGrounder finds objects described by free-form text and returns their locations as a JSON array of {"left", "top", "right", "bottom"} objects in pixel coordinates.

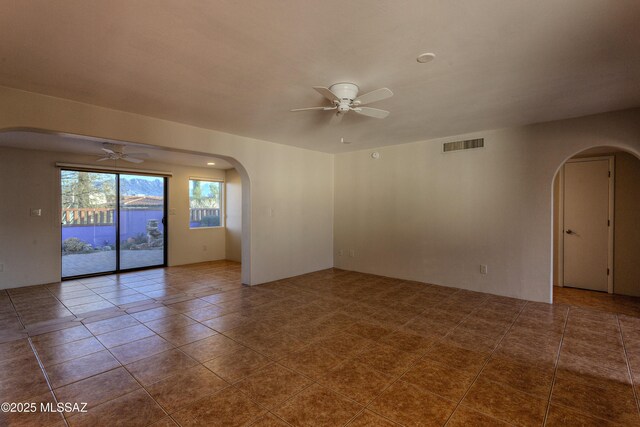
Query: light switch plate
[{"left": 30, "top": 208, "right": 42, "bottom": 217}]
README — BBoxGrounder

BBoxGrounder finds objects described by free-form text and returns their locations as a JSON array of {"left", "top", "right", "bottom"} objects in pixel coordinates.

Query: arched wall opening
[
  {"left": 550, "top": 145, "right": 640, "bottom": 300},
  {"left": 0, "top": 128, "right": 253, "bottom": 287}
]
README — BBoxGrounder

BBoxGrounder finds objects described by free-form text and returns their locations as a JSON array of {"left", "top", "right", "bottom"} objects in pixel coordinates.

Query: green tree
[{"left": 61, "top": 171, "right": 115, "bottom": 208}]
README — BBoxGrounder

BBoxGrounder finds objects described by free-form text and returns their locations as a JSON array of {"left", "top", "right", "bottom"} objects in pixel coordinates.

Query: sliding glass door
[
  {"left": 61, "top": 170, "right": 166, "bottom": 279},
  {"left": 61, "top": 171, "right": 117, "bottom": 277},
  {"left": 119, "top": 174, "right": 166, "bottom": 270}
]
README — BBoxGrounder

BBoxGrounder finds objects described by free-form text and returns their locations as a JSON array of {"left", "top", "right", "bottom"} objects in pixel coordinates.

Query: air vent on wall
[{"left": 443, "top": 138, "right": 484, "bottom": 153}]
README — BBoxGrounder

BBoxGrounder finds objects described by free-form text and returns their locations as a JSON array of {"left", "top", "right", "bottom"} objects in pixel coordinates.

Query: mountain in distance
[{"left": 119, "top": 178, "right": 164, "bottom": 196}]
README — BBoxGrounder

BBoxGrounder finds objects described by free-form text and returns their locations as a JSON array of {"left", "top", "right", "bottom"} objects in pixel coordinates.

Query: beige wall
[
  {"left": 334, "top": 108, "right": 640, "bottom": 303},
  {"left": 613, "top": 152, "right": 640, "bottom": 296},
  {"left": 553, "top": 175, "right": 561, "bottom": 286},
  {"left": 1, "top": 87, "right": 639, "bottom": 302},
  {"left": 0, "top": 86, "right": 335, "bottom": 287},
  {"left": 552, "top": 151, "right": 640, "bottom": 296},
  {"left": 225, "top": 168, "right": 242, "bottom": 262},
  {"left": 0, "top": 145, "right": 230, "bottom": 288},
  {"left": 614, "top": 152, "right": 640, "bottom": 296}
]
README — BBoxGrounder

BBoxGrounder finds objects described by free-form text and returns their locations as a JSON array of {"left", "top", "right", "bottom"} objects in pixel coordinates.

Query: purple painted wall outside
[{"left": 62, "top": 209, "right": 164, "bottom": 247}]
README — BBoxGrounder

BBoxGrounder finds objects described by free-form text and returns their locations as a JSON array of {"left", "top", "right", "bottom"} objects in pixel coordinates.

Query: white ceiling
[
  {"left": 0, "top": 131, "right": 234, "bottom": 169},
  {"left": 1, "top": 1, "right": 639, "bottom": 153}
]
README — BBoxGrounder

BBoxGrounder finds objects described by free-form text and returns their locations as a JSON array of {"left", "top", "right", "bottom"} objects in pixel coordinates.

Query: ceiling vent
[{"left": 443, "top": 138, "right": 484, "bottom": 153}]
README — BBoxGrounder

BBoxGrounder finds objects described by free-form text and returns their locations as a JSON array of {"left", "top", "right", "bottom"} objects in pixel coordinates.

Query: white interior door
[{"left": 563, "top": 159, "right": 611, "bottom": 292}]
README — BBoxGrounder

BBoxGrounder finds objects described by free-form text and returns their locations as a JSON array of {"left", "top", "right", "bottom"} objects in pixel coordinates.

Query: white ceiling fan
[
  {"left": 291, "top": 83, "right": 393, "bottom": 122},
  {"left": 97, "top": 143, "right": 149, "bottom": 164}
]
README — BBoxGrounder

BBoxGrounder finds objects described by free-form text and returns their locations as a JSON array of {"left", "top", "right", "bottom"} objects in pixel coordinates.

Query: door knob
[{"left": 566, "top": 229, "right": 574, "bottom": 235}]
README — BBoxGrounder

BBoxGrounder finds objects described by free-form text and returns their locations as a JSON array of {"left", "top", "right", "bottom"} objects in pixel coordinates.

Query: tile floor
[{"left": 1, "top": 261, "right": 639, "bottom": 426}]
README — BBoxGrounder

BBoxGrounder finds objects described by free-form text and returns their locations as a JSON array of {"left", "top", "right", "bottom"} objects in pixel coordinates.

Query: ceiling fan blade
[
  {"left": 122, "top": 156, "right": 144, "bottom": 163},
  {"left": 290, "top": 106, "right": 336, "bottom": 112},
  {"left": 352, "top": 107, "right": 390, "bottom": 119},
  {"left": 353, "top": 88, "right": 393, "bottom": 106},
  {"left": 330, "top": 111, "right": 344, "bottom": 124},
  {"left": 96, "top": 157, "right": 110, "bottom": 162},
  {"left": 313, "top": 86, "right": 340, "bottom": 102},
  {"left": 123, "top": 152, "right": 149, "bottom": 158},
  {"left": 101, "top": 147, "right": 116, "bottom": 154}
]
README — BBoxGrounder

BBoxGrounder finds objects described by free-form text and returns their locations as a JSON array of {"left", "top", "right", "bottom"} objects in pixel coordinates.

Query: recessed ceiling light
[
  {"left": 341, "top": 137, "right": 352, "bottom": 145},
  {"left": 416, "top": 52, "right": 436, "bottom": 63},
  {"left": 207, "top": 162, "right": 216, "bottom": 166}
]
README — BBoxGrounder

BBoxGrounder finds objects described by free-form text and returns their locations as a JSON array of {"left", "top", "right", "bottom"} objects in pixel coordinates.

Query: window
[{"left": 189, "top": 179, "right": 223, "bottom": 228}]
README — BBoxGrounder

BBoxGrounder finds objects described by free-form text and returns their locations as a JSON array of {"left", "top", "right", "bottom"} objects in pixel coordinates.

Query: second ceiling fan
[{"left": 291, "top": 83, "right": 393, "bottom": 122}]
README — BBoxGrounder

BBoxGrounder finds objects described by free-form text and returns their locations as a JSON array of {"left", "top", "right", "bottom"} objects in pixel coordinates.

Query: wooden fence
[
  {"left": 63, "top": 207, "right": 219, "bottom": 226},
  {"left": 62, "top": 208, "right": 115, "bottom": 226},
  {"left": 190, "top": 208, "right": 220, "bottom": 222}
]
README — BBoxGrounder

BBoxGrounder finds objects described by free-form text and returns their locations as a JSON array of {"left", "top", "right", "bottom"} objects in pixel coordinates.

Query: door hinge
[
  {"left": 607, "top": 268, "right": 610, "bottom": 276},
  {"left": 608, "top": 219, "right": 610, "bottom": 227},
  {"left": 608, "top": 170, "right": 611, "bottom": 177}
]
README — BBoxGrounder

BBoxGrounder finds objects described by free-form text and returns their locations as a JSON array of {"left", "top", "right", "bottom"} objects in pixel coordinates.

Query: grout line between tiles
[
  {"left": 617, "top": 315, "right": 640, "bottom": 416},
  {"left": 355, "top": 289, "right": 473, "bottom": 423},
  {"left": 540, "top": 304, "right": 570, "bottom": 426},
  {"left": 6, "top": 290, "right": 71, "bottom": 427},
  {"left": 440, "top": 298, "right": 528, "bottom": 426}
]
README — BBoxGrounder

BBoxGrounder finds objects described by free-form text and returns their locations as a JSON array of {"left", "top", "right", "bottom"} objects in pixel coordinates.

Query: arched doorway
[
  {"left": 0, "top": 129, "right": 253, "bottom": 286},
  {"left": 552, "top": 145, "right": 640, "bottom": 298}
]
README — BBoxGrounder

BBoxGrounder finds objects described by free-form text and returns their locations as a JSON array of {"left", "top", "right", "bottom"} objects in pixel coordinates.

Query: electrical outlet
[
  {"left": 30, "top": 208, "right": 42, "bottom": 217},
  {"left": 480, "top": 264, "right": 488, "bottom": 274},
  {"left": 349, "top": 249, "right": 355, "bottom": 258}
]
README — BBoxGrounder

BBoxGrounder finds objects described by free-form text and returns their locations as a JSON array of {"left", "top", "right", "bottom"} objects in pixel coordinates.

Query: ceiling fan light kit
[
  {"left": 291, "top": 82, "right": 393, "bottom": 120},
  {"left": 97, "top": 143, "right": 148, "bottom": 164}
]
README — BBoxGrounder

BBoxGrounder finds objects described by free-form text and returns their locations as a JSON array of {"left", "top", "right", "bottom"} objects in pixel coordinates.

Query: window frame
[{"left": 188, "top": 177, "right": 224, "bottom": 229}]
